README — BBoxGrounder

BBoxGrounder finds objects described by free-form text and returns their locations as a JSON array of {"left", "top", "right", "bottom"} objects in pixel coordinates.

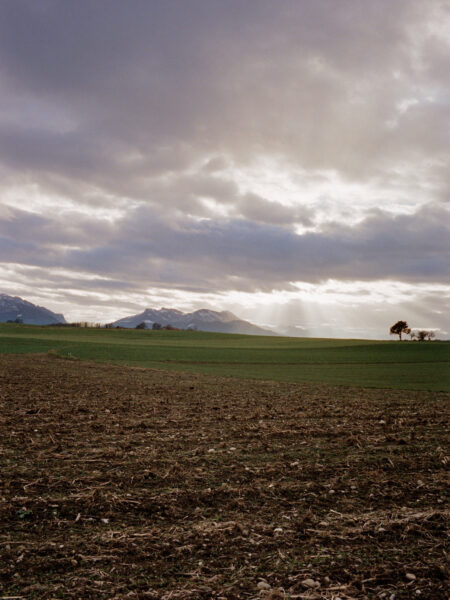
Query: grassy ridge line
[
  {"left": 0, "top": 323, "right": 448, "bottom": 391},
  {"left": 0, "top": 323, "right": 448, "bottom": 362},
  {"left": 0, "top": 332, "right": 447, "bottom": 365},
  {"left": 0, "top": 322, "right": 383, "bottom": 346}
]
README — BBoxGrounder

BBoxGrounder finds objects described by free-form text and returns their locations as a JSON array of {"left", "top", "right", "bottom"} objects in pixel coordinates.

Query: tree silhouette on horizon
[{"left": 390, "top": 320, "right": 409, "bottom": 341}]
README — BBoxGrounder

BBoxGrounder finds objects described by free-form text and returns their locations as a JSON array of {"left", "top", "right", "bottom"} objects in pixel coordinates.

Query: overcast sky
[{"left": 0, "top": 0, "right": 448, "bottom": 338}]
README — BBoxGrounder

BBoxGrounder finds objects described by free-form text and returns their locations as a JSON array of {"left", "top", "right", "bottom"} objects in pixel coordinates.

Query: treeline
[
  {"left": 7, "top": 320, "right": 105, "bottom": 328},
  {"left": 135, "top": 322, "right": 196, "bottom": 331},
  {"left": 50, "top": 322, "right": 104, "bottom": 328},
  {"left": 8, "top": 321, "right": 190, "bottom": 331},
  {"left": 389, "top": 321, "right": 437, "bottom": 341}
]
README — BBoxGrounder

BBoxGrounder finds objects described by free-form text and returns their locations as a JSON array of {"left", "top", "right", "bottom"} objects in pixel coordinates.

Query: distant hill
[
  {"left": 111, "top": 307, "right": 277, "bottom": 335},
  {"left": 0, "top": 294, "right": 66, "bottom": 325}
]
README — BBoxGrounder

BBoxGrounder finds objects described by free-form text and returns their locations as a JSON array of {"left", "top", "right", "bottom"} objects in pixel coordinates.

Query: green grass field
[{"left": 0, "top": 323, "right": 448, "bottom": 391}]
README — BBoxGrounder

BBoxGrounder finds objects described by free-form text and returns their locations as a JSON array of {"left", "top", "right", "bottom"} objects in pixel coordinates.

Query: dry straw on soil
[{"left": 0, "top": 355, "right": 448, "bottom": 599}]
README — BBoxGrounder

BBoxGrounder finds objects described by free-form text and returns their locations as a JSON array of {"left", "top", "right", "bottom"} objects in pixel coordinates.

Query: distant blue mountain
[
  {"left": 0, "top": 294, "right": 66, "bottom": 325},
  {"left": 111, "top": 307, "right": 276, "bottom": 335}
]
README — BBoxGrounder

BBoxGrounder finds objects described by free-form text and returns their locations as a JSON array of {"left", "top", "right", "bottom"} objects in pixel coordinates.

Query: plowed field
[{"left": 1, "top": 355, "right": 448, "bottom": 599}]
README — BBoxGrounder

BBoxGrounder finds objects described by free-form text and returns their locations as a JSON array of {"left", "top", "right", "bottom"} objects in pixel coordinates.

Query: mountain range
[
  {"left": 110, "top": 307, "right": 276, "bottom": 335},
  {"left": 0, "top": 294, "right": 66, "bottom": 325},
  {"left": 0, "top": 294, "right": 276, "bottom": 335}
]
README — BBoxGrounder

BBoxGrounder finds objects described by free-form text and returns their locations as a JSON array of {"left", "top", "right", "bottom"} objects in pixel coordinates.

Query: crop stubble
[{"left": 0, "top": 354, "right": 448, "bottom": 599}]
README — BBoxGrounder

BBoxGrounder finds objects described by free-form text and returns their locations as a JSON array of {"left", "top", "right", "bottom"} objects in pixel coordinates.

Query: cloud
[
  {"left": 0, "top": 202, "right": 447, "bottom": 294},
  {"left": 237, "top": 193, "right": 313, "bottom": 226},
  {"left": 0, "top": 0, "right": 448, "bottom": 185},
  {"left": 0, "top": 1, "right": 448, "bottom": 333}
]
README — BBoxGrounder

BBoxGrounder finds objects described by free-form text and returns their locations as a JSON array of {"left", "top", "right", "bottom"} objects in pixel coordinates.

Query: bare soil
[{"left": 0, "top": 354, "right": 448, "bottom": 599}]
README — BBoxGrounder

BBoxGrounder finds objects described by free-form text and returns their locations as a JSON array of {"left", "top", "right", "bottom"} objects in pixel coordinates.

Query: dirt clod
[{"left": 0, "top": 354, "right": 448, "bottom": 599}]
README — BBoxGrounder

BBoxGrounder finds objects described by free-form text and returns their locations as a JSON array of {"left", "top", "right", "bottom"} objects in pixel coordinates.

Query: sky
[{"left": 0, "top": 0, "right": 449, "bottom": 338}]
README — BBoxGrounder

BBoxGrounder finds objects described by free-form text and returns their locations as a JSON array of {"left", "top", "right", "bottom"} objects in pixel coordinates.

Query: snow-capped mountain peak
[
  {"left": 111, "top": 307, "right": 275, "bottom": 335},
  {"left": 0, "top": 294, "right": 66, "bottom": 325}
]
